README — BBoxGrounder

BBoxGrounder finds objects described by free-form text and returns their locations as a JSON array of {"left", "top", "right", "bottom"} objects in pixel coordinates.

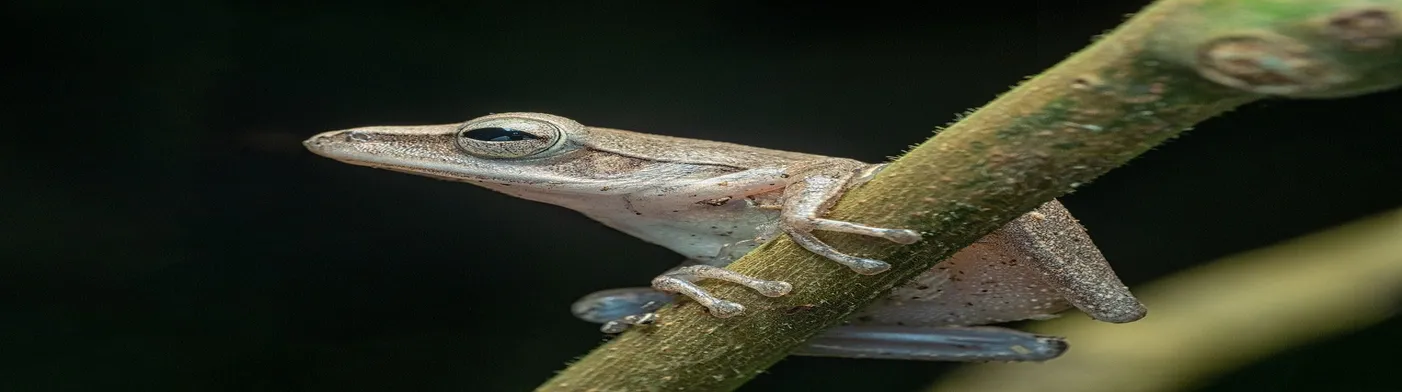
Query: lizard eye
[{"left": 455, "top": 117, "right": 564, "bottom": 159}]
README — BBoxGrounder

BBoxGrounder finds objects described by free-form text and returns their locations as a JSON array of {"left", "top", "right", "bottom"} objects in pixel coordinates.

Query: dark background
[{"left": 6, "top": 1, "right": 1400, "bottom": 391}]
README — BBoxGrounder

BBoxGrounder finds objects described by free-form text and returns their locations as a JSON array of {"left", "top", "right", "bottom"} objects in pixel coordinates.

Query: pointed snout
[
  {"left": 301, "top": 129, "right": 348, "bottom": 156},
  {"left": 302, "top": 124, "right": 461, "bottom": 159},
  {"left": 302, "top": 127, "right": 390, "bottom": 157},
  {"left": 299, "top": 123, "right": 510, "bottom": 184}
]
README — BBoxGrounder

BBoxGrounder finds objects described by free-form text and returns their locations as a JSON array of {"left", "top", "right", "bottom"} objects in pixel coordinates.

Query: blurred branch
[
  {"left": 928, "top": 206, "right": 1402, "bottom": 392},
  {"left": 540, "top": 1, "right": 1402, "bottom": 390}
]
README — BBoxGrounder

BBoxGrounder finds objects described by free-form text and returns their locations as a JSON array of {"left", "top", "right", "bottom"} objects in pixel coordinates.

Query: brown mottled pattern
[{"left": 852, "top": 200, "right": 1145, "bottom": 327}]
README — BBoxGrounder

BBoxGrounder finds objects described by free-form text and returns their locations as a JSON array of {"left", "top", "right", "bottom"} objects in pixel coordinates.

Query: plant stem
[{"left": 539, "top": 1, "right": 1402, "bottom": 391}]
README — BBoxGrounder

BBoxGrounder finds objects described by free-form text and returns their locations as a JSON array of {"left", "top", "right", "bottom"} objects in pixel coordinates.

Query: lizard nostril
[{"left": 304, "top": 135, "right": 329, "bottom": 148}]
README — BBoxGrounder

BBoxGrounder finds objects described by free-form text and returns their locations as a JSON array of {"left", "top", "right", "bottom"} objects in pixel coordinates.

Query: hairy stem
[{"left": 539, "top": 1, "right": 1402, "bottom": 391}]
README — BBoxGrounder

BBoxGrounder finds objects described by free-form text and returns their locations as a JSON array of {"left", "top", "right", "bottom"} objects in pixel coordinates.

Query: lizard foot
[{"left": 651, "top": 265, "right": 792, "bottom": 318}]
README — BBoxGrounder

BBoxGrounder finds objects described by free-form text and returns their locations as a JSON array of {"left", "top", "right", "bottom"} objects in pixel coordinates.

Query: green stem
[{"left": 539, "top": 1, "right": 1402, "bottom": 391}]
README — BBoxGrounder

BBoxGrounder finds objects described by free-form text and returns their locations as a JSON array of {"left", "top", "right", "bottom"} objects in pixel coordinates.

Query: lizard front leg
[
  {"left": 646, "top": 160, "right": 921, "bottom": 318},
  {"left": 779, "top": 162, "right": 922, "bottom": 275}
]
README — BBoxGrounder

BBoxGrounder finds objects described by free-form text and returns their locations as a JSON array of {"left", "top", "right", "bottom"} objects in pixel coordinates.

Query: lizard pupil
[{"left": 462, "top": 127, "right": 540, "bottom": 142}]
